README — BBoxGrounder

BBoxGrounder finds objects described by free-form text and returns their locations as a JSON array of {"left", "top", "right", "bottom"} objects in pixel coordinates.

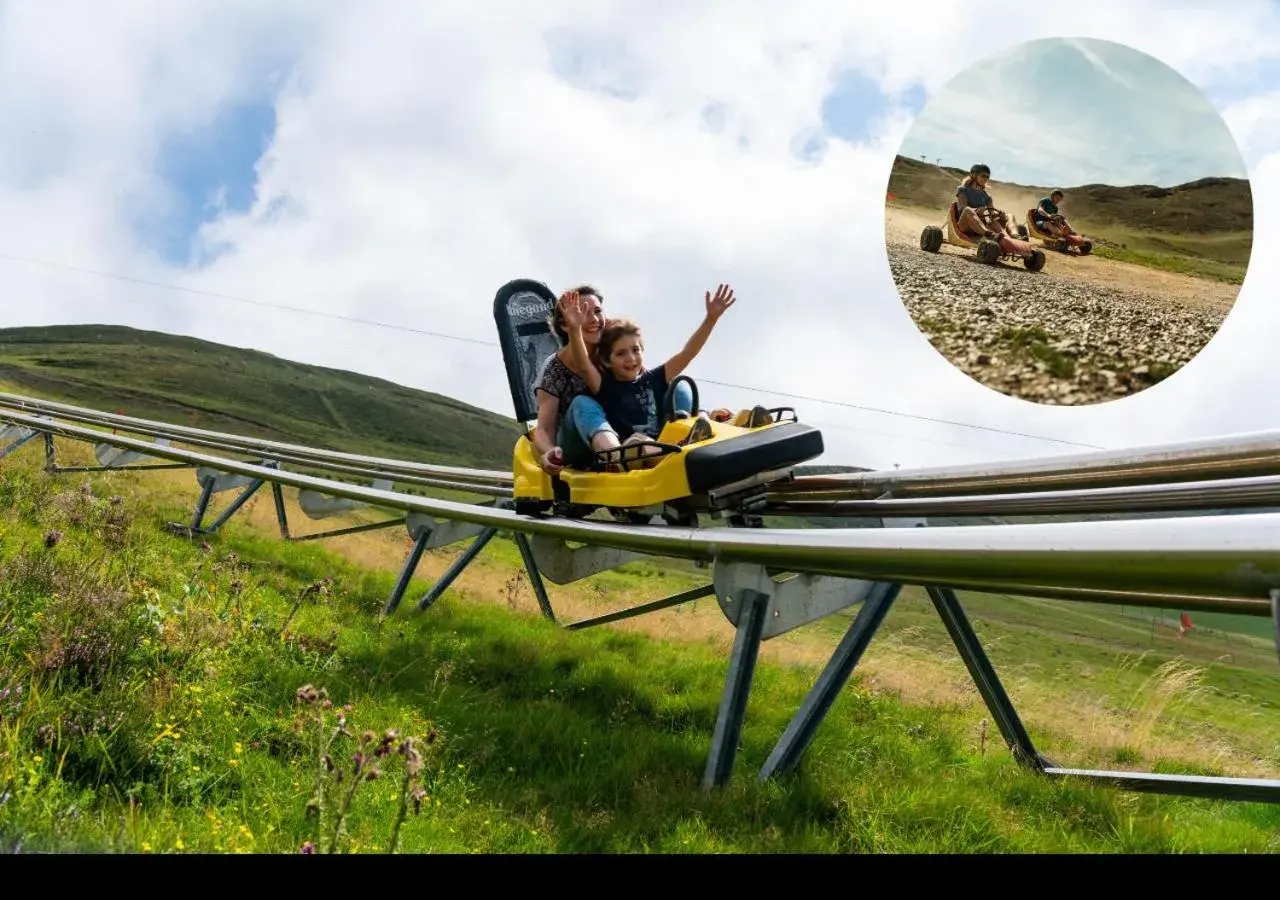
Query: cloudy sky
[
  {"left": 898, "top": 36, "right": 1251, "bottom": 188},
  {"left": 1, "top": 0, "right": 1279, "bottom": 473}
]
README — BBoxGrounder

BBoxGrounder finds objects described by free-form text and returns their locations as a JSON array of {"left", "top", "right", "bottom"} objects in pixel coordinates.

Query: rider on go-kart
[
  {"left": 1032, "top": 190, "right": 1075, "bottom": 237},
  {"left": 955, "top": 164, "right": 1021, "bottom": 242}
]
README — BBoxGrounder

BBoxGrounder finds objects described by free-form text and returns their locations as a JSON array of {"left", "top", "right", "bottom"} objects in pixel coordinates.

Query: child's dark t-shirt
[{"left": 598, "top": 365, "right": 668, "bottom": 441}]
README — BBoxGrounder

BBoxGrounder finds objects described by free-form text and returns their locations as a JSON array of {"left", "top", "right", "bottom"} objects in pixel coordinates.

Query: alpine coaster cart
[{"left": 495, "top": 278, "right": 826, "bottom": 528}]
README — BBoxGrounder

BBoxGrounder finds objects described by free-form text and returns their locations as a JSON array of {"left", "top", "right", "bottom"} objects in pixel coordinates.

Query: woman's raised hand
[{"left": 559, "top": 290, "right": 589, "bottom": 330}]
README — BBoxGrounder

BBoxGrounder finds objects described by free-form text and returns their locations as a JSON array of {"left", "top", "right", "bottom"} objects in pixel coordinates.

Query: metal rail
[
  {"left": 765, "top": 472, "right": 1280, "bottom": 518},
  {"left": 773, "top": 428, "right": 1280, "bottom": 498},
  {"left": 13, "top": 392, "right": 1280, "bottom": 504},
  {"left": 0, "top": 392, "right": 513, "bottom": 489},
  {"left": 14, "top": 393, "right": 1280, "bottom": 527},
  {"left": 4, "top": 409, "right": 1280, "bottom": 613}
]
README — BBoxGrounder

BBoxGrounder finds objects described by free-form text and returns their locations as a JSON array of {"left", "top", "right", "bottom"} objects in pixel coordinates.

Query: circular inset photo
[{"left": 884, "top": 37, "right": 1253, "bottom": 406}]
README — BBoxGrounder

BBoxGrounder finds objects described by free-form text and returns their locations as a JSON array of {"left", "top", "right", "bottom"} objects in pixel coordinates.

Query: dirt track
[
  {"left": 884, "top": 204, "right": 1240, "bottom": 314},
  {"left": 882, "top": 204, "right": 1238, "bottom": 406}
]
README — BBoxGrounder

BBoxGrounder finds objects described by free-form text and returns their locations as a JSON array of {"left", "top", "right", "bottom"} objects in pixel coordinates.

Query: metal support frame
[
  {"left": 381, "top": 511, "right": 496, "bottom": 614},
  {"left": 703, "top": 587, "right": 770, "bottom": 789},
  {"left": 41, "top": 430, "right": 191, "bottom": 475},
  {"left": 564, "top": 583, "right": 715, "bottom": 631},
  {"left": 749, "top": 526, "right": 1280, "bottom": 804},
  {"left": 758, "top": 580, "right": 903, "bottom": 781},
  {"left": 0, "top": 423, "right": 45, "bottom": 459},
  {"left": 269, "top": 480, "right": 405, "bottom": 543},
  {"left": 415, "top": 527, "right": 499, "bottom": 612},
  {"left": 700, "top": 559, "right": 892, "bottom": 790},
  {"left": 514, "top": 533, "right": 556, "bottom": 622},
  {"left": 165, "top": 463, "right": 279, "bottom": 537},
  {"left": 926, "top": 585, "right": 1045, "bottom": 769},
  {"left": 525, "top": 534, "right": 644, "bottom": 584},
  {"left": 1272, "top": 589, "right": 1280, "bottom": 664}
]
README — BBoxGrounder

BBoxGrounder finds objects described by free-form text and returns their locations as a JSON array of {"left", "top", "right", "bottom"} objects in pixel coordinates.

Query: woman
[{"left": 531, "top": 285, "right": 694, "bottom": 475}]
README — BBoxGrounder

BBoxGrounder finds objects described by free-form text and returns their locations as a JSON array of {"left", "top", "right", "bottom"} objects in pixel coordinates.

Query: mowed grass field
[{"left": 2, "top": 434, "right": 1279, "bottom": 854}]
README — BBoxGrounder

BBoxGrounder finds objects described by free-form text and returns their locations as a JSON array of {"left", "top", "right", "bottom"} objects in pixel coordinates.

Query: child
[{"left": 567, "top": 284, "right": 765, "bottom": 467}]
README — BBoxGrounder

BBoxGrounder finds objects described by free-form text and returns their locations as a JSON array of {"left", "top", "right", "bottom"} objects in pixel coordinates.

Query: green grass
[
  {"left": 999, "top": 326, "right": 1076, "bottom": 379},
  {"left": 3, "top": 450, "right": 1280, "bottom": 853},
  {"left": 1090, "top": 245, "right": 1247, "bottom": 285}
]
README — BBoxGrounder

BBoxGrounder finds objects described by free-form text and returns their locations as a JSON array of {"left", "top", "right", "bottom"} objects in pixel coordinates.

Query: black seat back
[{"left": 493, "top": 279, "right": 561, "bottom": 428}]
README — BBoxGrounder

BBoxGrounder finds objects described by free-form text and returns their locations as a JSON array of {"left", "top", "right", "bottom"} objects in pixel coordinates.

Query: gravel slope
[{"left": 886, "top": 241, "right": 1230, "bottom": 406}]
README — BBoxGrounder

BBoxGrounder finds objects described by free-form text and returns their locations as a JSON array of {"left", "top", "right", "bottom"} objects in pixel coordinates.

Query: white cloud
[{"left": 1, "top": 0, "right": 1279, "bottom": 473}]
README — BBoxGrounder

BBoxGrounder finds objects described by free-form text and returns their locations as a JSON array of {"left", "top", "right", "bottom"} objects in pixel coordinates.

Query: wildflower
[
  {"left": 44, "top": 530, "right": 62, "bottom": 548},
  {"left": 300, "top": 841, "right": 315, "bottom": 854}
]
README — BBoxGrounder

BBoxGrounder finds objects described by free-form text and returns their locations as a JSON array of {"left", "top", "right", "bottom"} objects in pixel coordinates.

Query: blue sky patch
[
  {"left": 1202, "top": 56, "right": 1280, "bottom": 107},
  {"left": 145, "top": 99, "right": 277, "bottom": 266},
  {"left": 546, "top": 31, "right": 640, "bottom": 101},
  {"left": 822, "top": 69, "right": 887, "bottom": 143},
  {"left": 790, "top": 126, "right": 829, "bottom": 164}
]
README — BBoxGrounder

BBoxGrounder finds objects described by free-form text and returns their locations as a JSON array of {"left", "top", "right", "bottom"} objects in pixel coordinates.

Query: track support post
[
  {"left": 0, "top": 425, "right": 41, "bottom": 460},
  {"left": 703, "top": 586, "right": 769, "bottom": 790},
  {"left": 758, "top": 580, "right": 902, "bottom": 781},
  {"left": 415, "top": 527, "right": 498, "bottom": 612},
  {"left": 382, "top": 512, "right": 496, "bottom": 615},
  {"left": 925, "top": 585, "right": 1047, "bottom": 770},
  {"left": 513, "top": 533, "right": 556, "bottom": 622}
]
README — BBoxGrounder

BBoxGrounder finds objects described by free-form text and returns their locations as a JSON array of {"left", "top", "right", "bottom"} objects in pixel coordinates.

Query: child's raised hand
[{"left": 705, "top": 284, "right": 736, "bottom": 321}]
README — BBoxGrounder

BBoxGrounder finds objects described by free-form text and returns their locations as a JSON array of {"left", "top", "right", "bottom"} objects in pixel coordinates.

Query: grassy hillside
[
  {"left": 886, "top": 155, "right": 1253, "bottom": 283},
  {"left": 2, "top": 442, "right": 1279, "bottom": 853},
  {"left": 0, "top": 325, "right": 523, "bottom": 471}
]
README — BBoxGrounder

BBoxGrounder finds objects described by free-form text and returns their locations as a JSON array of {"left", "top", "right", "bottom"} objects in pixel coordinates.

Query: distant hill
[
  {"left": 887, "top": 155, "right": 1253, "bottom": 244},
  {"left": 0, "top": 324, "right": 522, "bottom": 470},
  {"left": 0, "top": 326, "right": 867, "bottom": 475}
]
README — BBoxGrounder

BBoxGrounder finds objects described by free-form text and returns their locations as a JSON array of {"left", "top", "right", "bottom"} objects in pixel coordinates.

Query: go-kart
[
  {"left": 494, "top": 279, "right": 825, "bottom": 527},
  {"left": 920, "top": 202, "right": 1047, "bottom": 272},
  {"left": 1024, "top": 209, "right": 1093, "bottom": 255}
]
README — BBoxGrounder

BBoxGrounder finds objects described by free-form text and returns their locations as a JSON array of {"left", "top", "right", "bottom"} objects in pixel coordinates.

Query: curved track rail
[{"left": 4, "top": 408, "right": 1280, "bottom": 607}]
